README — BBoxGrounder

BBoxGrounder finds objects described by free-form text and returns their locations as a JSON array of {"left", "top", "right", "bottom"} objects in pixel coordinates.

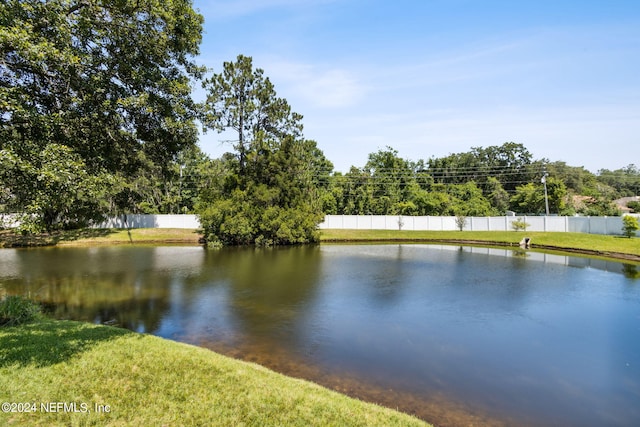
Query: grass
[
  {"left": 0, "top": 228, "right": 201, "bottom": 247},
  {"left": 0, "top": 318, "right": 428, "bottom": 427},
  {"left": 320, "top": 229, "right": 640, "bottom": 262},
  {"left": 58, "top": 228, "right": 202, "bottom": 246},
  {"left": 0, "top": 296, "right": 41, "bottom": 327},
  {"left": 2, "top": 226, "right": 639, "bottom": 261}
]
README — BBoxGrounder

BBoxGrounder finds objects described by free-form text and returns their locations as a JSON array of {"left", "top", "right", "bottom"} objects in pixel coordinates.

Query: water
[{"left": 1, "top": 244, "right": 639, "bottom": 426}]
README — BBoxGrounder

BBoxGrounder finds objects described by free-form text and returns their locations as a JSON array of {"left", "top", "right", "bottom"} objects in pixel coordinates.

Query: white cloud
[
  {"left": 263, "top": 59, "right": 367, "bottom": 109},
  {"left": 296, "top": 68, "right": 366, "bottom": 108}
]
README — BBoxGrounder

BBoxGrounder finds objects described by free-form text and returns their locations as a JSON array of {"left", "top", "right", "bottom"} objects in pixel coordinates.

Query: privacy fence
[
  {"left": 95, "top": 214, "right": 200, "bottom": 229},
  {"left": 98, "top": 214, "right": 632, "bottom": 236},
  {"left": 318, "top": 215, "right": 633, "bottom": 236},
  {"left": 1, "top": 214, "right": 635, "bottom": 236}
]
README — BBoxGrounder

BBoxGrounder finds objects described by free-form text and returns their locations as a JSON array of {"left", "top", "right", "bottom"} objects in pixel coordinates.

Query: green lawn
[
  {"left": 59, "top": 228, "right": 202, "bottom": 245},
  {"left": 3, "top": 227, "right": 639, "bottom": 261},
  {"left": 320, "top": 229, "right": 640, "bottom": 261},
  {"left": 0, "top": 228, "right": 201, "bottom": 247},
  {"left": 0, "top": 319, "right": 428, "bottom": 427}
]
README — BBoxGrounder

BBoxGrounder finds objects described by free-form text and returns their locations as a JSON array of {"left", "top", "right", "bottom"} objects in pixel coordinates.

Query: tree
[
  {"left": 198, "top": 56, "right": 325, "bottom": 246},
  {"left": 485, "top": 177, "right": 510, "bottom": 214},
  {"left": 364, "top": 147, "right": 416, "bottom": 214},
  {"left": 476, "top": 142, "right": 534, "bottom": 193},
  {"left": 0, "top": 144, "right": 116, "bottom": 232},
  {"left": 412, "top": 189, "right": 450, "bottom": 215},
  {"left": 510, "top": 177, "right": 568, "bottom": 215},
  {"left": 120, "top": 145, "right": 225, "bottom": 215},
  {"left": 579, "top": 197, "right": 620, "bottom": 216},
  {"left": 597, "top": 164, "right": 640, "bottom": 197},
  {"left": 541, "top": 161, "right": 600, "bottom": 196},
  {"left": 201, "top": 54, "right": 303, "bottom": 174},
  {"left": 622, "top": 215, "right": 639, "bottom": 238},
  {"left": 455, "top": 215, "right": 467, "bottom": 231},
  {"left": 446, "top": 181, "right": 493, "bottom": 216},
  {"left": 338, "top": 166, "right": 375, "bottom": 215},
  {"left": 510, "top": 183, "right": 545, "bottom": 214},
  {"left": 1, "top": 0, "right": 204, "bottom": 229},
  {"left": 428, "top": 142, "right": 534, "bottom": 193}
]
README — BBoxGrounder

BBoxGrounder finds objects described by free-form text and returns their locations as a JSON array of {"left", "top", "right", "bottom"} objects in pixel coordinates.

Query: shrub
[
  {"left": 455, "top": 215, "right": 467, "bottom": 231},
  {"left": 198, "top": 194, "right": 323, "bottom": 247},
  {"left": 627, "top": 201, "right": 640, "bottom": 213},
  {"left": 622, "top": 215, "right": 639, "bottom": 238},
  {"left": 0, "top": 295, "right": 41, "bottom": 326},
  {"left": 511, "top": 217, "right": 530, "bottom": 231}
]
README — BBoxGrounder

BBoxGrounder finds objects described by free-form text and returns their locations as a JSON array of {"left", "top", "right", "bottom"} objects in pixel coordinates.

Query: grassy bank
[
  {"left": 2, "top": 227, "right": 639, "bottom": 262},
  {"left": 320, "top": 229, "right": 640, "bottom": 262},
  {"left": 58, "top": 228, "right": 202, "bottom": 246},
  {"left": 0, "top": 228, "right": 201, "bottom": 247},
  {"left": 0, "top": 318, "right": 428, "bottom": 427}
]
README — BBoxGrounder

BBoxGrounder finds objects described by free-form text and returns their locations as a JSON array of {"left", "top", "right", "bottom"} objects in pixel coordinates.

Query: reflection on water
[{"left": 1, "top": 244, "right": 639, "bottom": 427}]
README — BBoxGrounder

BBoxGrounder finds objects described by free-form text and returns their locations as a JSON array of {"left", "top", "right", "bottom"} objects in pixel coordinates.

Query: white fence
[
  {"left": 318, "top": 215, "right": 631, "bottom": 236},
  {"left": 94, "top": 214, "right": 200, "bottom": 229},
  {"left": 0, "top": 214, "right": 21, "bottom": 229},
  {"left": 2, "top": 213, "right": 636, "bottom": 236}
]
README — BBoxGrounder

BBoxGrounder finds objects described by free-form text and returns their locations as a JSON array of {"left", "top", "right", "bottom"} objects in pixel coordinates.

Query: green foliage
[
  {"left": 1, "top": 0, "right": 204, "bottom": 223},
  {"left": 542, "top": 161, "right": 601, "bottom": 196},
  {"left": 428, "top": 142, "right": 534, "bottom": 193},
  {"left": 597, "top": 164, "right": 640, "bottom": 197},
  {"left": 509, "top": 177, "right": 568, "bottom": 215},
  {"left": 412, "top": 190, "right": 450, "bottom": 215},
  {"left": 511, "top": 217, "right": 530, "bottom": 231},
  {"left": 0, "top": 295, "right": 40, "bottom": 326},
  {"left": 198, "top": 57, "right": 326, "bottom": 246},
  {"left": 198, "top": 140, "right": 325, "bottom": 246},
  {"left": 1, "top": 144, "right": 118, "bottom": 232},
  {"left": 622, "top": 215, "right": 639, "bottom": 238},
  {"left": 364, "top": 147, "right": 416, "bottom": 214},
  {"left": 446, "top": 182, "right": 494, "bottom": 216},
  {"left": 455, "top": 215, "right": 467, "bottom": 231},
  {"left": 627, "top": 201, "right": 640, "bottom": 213},
  {"left": 117, "top": 146, "right": 225, "bottom": 215},
  {"left": 486, "top": 177, "right": 510, "bottom": 214},
  {"left": 201, "top": 54, "right": 303, "bottom": 173},
  {"left": 579, "top": 197, "right": 620, "bottom": 216},
  {"left": 323, "top": 143, "right": 632, "bottom": 218}
]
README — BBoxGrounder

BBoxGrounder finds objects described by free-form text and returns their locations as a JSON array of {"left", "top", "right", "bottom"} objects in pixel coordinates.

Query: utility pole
[
  {"left": 179, "top": 163, "right": 184, "bottom": 214},
  {"left": 542, "top": 168, "right": 549, "bottom": 215}
]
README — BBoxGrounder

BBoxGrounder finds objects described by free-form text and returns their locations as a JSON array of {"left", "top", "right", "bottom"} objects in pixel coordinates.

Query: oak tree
[{"left": 0, "top": 0, "right": 203, "bottom": 230}]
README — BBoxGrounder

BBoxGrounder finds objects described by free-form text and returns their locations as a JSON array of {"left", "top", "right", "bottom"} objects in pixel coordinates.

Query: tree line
[
  {"left": 1, "top": 1, "right": 638, "bottom": 244},
  {"left": 319, "top": 143, "right": 632, "bottom": 218}
]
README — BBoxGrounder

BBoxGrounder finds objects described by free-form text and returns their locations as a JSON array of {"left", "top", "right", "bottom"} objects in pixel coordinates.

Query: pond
[{"left": 0, "top": 244, "right": 639, "bottom": 426}]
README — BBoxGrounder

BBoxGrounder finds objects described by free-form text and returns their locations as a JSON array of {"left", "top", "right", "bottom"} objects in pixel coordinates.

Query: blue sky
[{"left": 192, "top": 0, "right": 640, "bottom": 173}]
